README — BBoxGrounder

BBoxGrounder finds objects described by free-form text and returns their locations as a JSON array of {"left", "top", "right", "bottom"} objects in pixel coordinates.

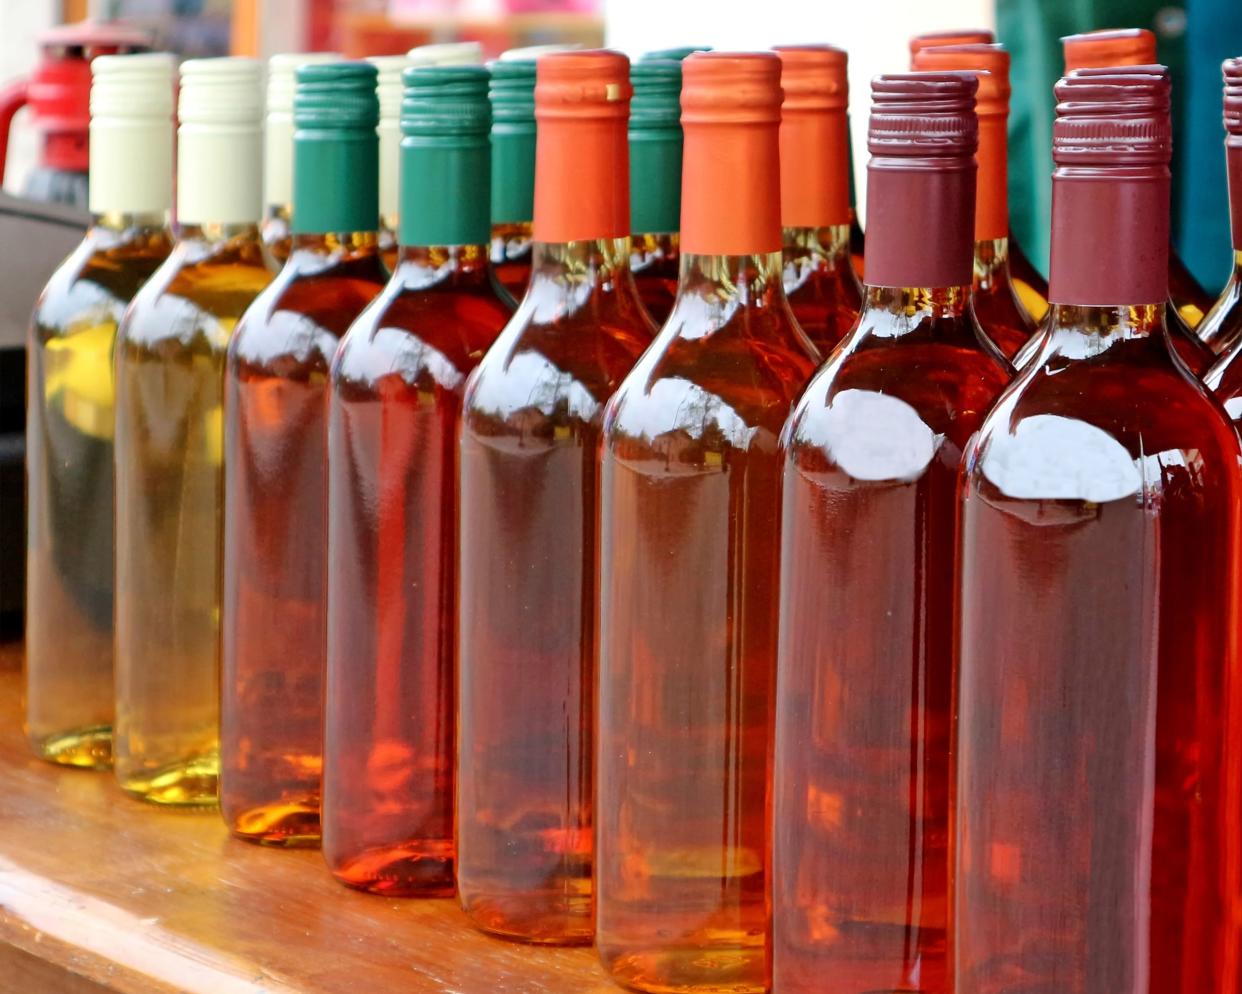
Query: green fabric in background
[{"left": 998, "top": 0, "right": 1216, "bottom": 285}]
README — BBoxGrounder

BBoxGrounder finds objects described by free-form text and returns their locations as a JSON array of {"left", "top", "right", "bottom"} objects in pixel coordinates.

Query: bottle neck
[
  {"left": 391, "top": 243, "right": 492, "bottom": 288},
  {"left": 286, "top": 230, "right": 381, "bottom": 272},
  {"left": 1228, "top": 142, "right": 1242, "bottom": 252},
  {"left": 681, "top": 116, "right": 781, "bottom": 256},
  {"left": 974, "top": 237, "right": 1016, "bottom": 293},
  {"left": 176, "top": 221, "right": 263, "bottom": 250},
  {"left": 784, "top": 224, "right": 854, "bottom": 275},
  {"left": 975, "top": 110, "right": 1008, "bottom": 243},
  {"left": 1040, "top": 303, "right": 1165, "bottom": 359},
  {"left": 400, "top": 135, "right": 491, "bottom": 249},
  {"left": 859, "top": 284, "right": 971, "bottom": 327},
  {"left": 91, "top": 210, "right": 169, "bottom": 235},
  {"left": 178, "top": 125, "right": 262, "bottom": 228},
  {"left": 292, "top": 130, "right": 379, "bottom": 236},
  {"left": 673, "top": 251, "right": 786, "bottom": 325},
  {"left": 1048, "top": 166, "right": 1169, "bottom": 307},
  {"left": 864, "top": 156, "right": 975, "bottom": 289},
  {"left": 89, "top": 117, "right": 173, "bottom": 218},
  {"left": 779, "top": 107, "right": 850, "bottom": 231}
]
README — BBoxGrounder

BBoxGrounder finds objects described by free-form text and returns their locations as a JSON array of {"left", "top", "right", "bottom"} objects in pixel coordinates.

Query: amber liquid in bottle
[
  {"left": 631, "top": 231, "right": 680, "bottom": 324},
  {"left": 957, "top": 302, "right": 1242, "bottom": 994},
  {"left": 783, "top": 223, "right": 862, "bottom": 353},
  {"left": 114, "top": 224, "right": 272, "bottom": 803},
  {"left": 221, "top": 232, "right": 386, "bottom": 844},
  {"left": 324, "top": 245, "right": 512, "bottom": 893},
  {"left": 598, "top": 251, "right": 819, "bottom": 994},
  {"left": 458, "top": 238, "right": 654, "bottom": 942},
  {"left": 972, "top": 236, "right": 1037, "bottom": 359},
  {"left": 26, "top": 215, "right": 172, "bottom": 767},
  {"left": 772, "top": 285, "right": 1010, "bottom": 994},
  {"left": 489, "top": 220, "right": 532, "bottom": 301},
  {"left": 1200, "top": 251, "right": 1242, "bottom": 355}
]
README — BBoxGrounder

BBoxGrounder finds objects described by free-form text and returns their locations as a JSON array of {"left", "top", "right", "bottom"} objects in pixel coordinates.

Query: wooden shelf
[{"left": 0, "top": 643, "right": 610, "bottom": 994}]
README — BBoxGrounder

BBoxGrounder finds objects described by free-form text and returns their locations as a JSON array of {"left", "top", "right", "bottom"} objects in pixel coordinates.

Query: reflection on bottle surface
[
  {"left": 631, "top": 231, "right": 680, "bottom": 326},
  {"left": 489, "top": 221, "right": 532, "bottom": 302},
  {"left": 457, "top": 239, "right": 654, "bottom": 943},
  {"left": 323, "top": 245, "right": 512, "bottom": 894},
  {"left": 26, "top": 220, "right": 172, "bottom": 768},
  {"left": 222, "top": 235, "right": 386, "bottom": 845},
  {"left": 597, "top": 253, "right": 819, "bottom": 994},
  {"left": 957, "top": 304, "right": 1242, "bottom": 994},
  {"left": 783, "top": 224, "right": 861, "bottom": 355},
  {"left": 114, "top": 227, "right": 272, "bottom": 804},
  {"left": 772, "top": 285, "right": 1010, "bottom": 994}
]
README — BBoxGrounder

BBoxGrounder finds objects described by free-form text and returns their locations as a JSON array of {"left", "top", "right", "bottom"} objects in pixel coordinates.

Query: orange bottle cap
[
  {"left": 532, "top": 49, "right": 632, "bottom": 243},
  {"left": 911, "top": 43, "right": 1010, "bottom": 240},
  {"left": 908, "top": 28, "right": 995, "bottom": 62},
  {"left": 1062, "top": 28, "right": 1156, "bottom": 71},
  {"left": 774, "top": 45, "right": 851, "bottom": 229},
  {"left": 679, "top": 51, "right": 783, "bottom": 256}
]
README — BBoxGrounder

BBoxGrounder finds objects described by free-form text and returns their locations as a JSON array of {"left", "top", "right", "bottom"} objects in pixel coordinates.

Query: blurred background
[{"left": 0, "top": 0, "right": 1240, "bottom": 287}]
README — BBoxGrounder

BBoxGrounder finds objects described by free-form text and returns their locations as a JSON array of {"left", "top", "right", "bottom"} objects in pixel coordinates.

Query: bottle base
[
  {"left": 117, "top": 753, "right": 219, "bottom": 806},
  {"left": 598, "top": 943, "right": 767, "bottom": 994},
  {"left": 32, "top": 725, "right": 112, "bottom": 769},
  {"left": 330, "top": 842, "right": 456, "bottom": 897},
  {"left": 460, "top": 891, "right": 594, "bottom": 946},
  {"left": 227, "top": 799, "right": 322, "bottom": 847}
]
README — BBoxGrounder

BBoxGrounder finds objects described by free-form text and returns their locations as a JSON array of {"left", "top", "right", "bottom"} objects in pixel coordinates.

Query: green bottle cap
[
  {"left": 640, "top": 46, "right": 711, "bottom": 63},
  {"left": 488, "top": 59, "right": 535, "bottom": 226},
  {"left": 400, "top": 65, "right": 491, "bottom": 247},
  {"left": 630, "top": 59, "right": 683, "bottom": 236},
  {"left": 292, "top": 62, "right": 379, "bottom": 235}
]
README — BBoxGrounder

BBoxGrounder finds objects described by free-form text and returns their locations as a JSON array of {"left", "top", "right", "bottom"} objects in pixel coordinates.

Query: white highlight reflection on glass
[
  {"left": 982, "top": 414, "right": 1141, "bottom": 502},
  {"left": 808, "top": 388, "right": 939, "bottom": 482}
]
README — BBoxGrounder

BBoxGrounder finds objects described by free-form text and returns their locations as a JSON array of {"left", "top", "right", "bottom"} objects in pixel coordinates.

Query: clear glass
[
  {"left": 489, "top": 220, "right": 532, "bottom": 302},
  {"left": 378, "top": 213, "right": 398, "bottom": 274},
  {"left": 1007, "top": 231, "right": 1049, "bottom": 321},
  {"left": 25, "top": 212, "right": 172, "bottom": 768},
  {"left": 221, "top": 230, "right": 387, "bottom": 846},
  {"left": 631, "top": 231, "right": 679, "bottom": 326},
  {"left": 849, "top": 209, "right": 865, "bottom": 281},
  {"left": 771, "top": 285, "right": 1011, "bottom": 994},
  {"left": 259, "top": 203, "right": 291, "bottom": 268},
  {"left": 956, "top": 303, "right": 1242, "bottom": 994},
  {"left": 1169, "top": 246, "right": 1215, "bottom": 330},
  {"left": 114, "top": 222, "right": 272, "bottom": 805},
  {"left": 972, "top": 237, "right": 1038, "bottom": 360},
  {"left": 457, "top": 237, "right": 655, "bottom": 944},
  {"left": 782, "top": 224, "right": 862, "bottom": 355},
  {"left": 323, "top": 244, "right": 513, "bottom": 894},
  {"left": 1198, "top": 250, "right": 1242, "bottom": 355},
  {"left": 596, "top": 252, "right": 820, "bottom": 994}
]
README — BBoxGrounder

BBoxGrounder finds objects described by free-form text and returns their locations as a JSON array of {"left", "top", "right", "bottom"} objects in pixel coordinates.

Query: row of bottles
[{"left": 22, "top": 35, "right": 1242, "bottom": 994}]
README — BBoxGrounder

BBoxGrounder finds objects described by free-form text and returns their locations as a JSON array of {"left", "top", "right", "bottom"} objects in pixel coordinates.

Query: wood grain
[{"left": 0, "top": 643, "right": 613, "bottom": 994}]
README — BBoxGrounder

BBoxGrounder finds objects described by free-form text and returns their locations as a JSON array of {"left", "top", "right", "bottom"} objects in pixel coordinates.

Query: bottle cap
[
  {"left": 1224, "top": 59, "right": 1242, "bottom": 250},
  {"left": 864, "top": 72, "right": 979, "bottom": 288},
  {"left": 908, "top": 28, "right": 994, "bottom": 60},
  {"left": 89, "top": 52, "right": 175, "bottom": 216},
  {"left": 1225, "top": 57, "right": 1242, "bottom": 136},
  {"left": 292, "top": 62, "right": 379, "bottom": 234},
  {"left": 630, "top": 59, "right": 683, "bottom": 235},
  {"left": 407, "top": 41, "right": 484, "bottom": 66},
  {"left": 680, "top": 51, "right": 783, "bottom": 255},
  {"left": 532, "top": 50, "right": 631, "bottom": 242},
  {"left": 369, "top": 54, "right": 409, "bottom": 222},
  {"left": 177, "top": 57, "right": 264, "bottom": 225},
  {"left": 910, "top": 44, "right": 1010, "bottom": 240},
  {"left": 400, "top": 65, "right": 491, "bottom": 246},
  {"left": 1062, "top": 28, "right": 1156, "bottom": 71},
  {"left": 641, "top": 46, "right": 711, "bottom": 62},
  {"left": 490, "top": 59, "right": 536, "bottom": 225},
  {"left": 775, "top": 45, "right": 850, "bottom": 229},
  {"left": 263, "top": 51, "right": 342, "bottom": 210},
  {"left": 1053, "top": 66, "right": 1171, "bottom": 165}
]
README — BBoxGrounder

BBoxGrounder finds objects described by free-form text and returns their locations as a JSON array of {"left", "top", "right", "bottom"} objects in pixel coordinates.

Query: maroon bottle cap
[
  {"left": 864, "top": 72, "right": 978, "bottom": 289},
  {"left": 1225, "top": 58, "right": 1242, "bottom": 250},
  {"left": 1225, "top": 58, "right": 1242, "bottom": 137},
  {"left": 867, "top": 72, "right": 979, "bottom": 157},
  {"left": 1053, "top": 68, "right": 1172, "bottom": 166}
]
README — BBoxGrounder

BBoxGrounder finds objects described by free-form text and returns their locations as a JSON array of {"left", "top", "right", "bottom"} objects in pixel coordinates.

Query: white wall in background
[
  {"left": 604, "top": 0, "right": 995, "bottom": 222},
  {"left": 0, "top": 0, "right": 57, "bottom": 195}
]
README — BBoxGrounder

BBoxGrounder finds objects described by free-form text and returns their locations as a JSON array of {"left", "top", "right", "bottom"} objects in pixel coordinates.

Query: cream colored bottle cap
[
  {"left": 263, "top": 51, "right": 342, "bottom": 211},
  {"left": 407, "top": 41, "right": 484, "bottom": 66},
  {"left": 89, "top": 52, "right": 175, "bottom": 217},
  {"left": 498, "top": 44, "right": 580, "bottom": 61},
  {"left": 368, "top": 54, "right": 409, "bottom": 224},
  {"left": 178, "top": 58, "right": 263, "bottom": 226}
]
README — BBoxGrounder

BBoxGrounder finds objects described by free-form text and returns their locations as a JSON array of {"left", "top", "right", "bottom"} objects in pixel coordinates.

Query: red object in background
[{"left": 0, "top": 22, "right": 149, "bottom": 197}]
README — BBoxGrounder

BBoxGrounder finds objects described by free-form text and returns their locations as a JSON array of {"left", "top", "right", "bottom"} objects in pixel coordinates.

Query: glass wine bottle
[
  {"left": 957, "top": 67, "right": 1242, "bottom": 994},
  {"left": 1063, "top": 29, "right": 1217, "bottom": 330},
  {"left": 114, "top": 58, "right": 272, "bottom": 804},
  {"left": 25, "top": 52, "right": 175, "bottom": 768},
  {"left": 457, "top": 50, "right": 656, "bottom": 946},
  {"left": 771, "top": 72, "right": 1011, "bottom": 994},
  {"left": 774, "top": 44, "right": 862, "bottom": 354},
  {"left": 913, "top": 43, "right": 1039, "bottom": 358},
  {"left": 596, "top": 52, "right": 820, "bottom": 994},
  {"left": 629, "top": 59, "right": 682, "bottom": 325},
  {"left": 260, "top": 52, "right": 341, "bottom": 267},
  {"left": 1199, "top": 58, "right": 1242, "bottom": 355},
  {"left": 487, "top": 59, "right": 536, "bottom": 301},
  {"left": 221, "top": 62, "right": 388, "bottom": 846},
  {"left": 322, "top": 66, "right": 513, "bottom": 896}
]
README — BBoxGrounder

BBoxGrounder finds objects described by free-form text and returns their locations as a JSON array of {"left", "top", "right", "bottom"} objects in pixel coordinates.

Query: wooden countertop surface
[{"left": 0, "top": 642, "right": 609, "bottom": 994}]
